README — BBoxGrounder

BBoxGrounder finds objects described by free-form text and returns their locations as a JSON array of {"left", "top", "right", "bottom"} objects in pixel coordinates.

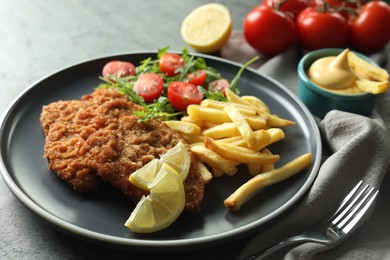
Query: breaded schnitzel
[{"left": 40, "top": 88, "right": 204, "bottom": 211}]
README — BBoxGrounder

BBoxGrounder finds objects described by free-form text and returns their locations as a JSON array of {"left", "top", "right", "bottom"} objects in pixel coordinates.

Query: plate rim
[{"left": 0, "top": 51, "right": 322, "bottom": 251}]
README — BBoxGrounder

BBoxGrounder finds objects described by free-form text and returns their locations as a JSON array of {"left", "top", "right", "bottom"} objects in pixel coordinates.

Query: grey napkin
[{"left": 221, "top": 32, "right": 390, "bottom": 260}]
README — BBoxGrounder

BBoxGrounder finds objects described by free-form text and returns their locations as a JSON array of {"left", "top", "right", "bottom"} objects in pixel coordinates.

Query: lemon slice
[
  {"left": 181, "top": 3, "right": 232, "bottom": 53},
  {"left": 160, "top": 141, "right": 190, "bottom": 181},
  {"left": 129, "top": 158, "right": 161, "bottom": 190},
  {"left": 124, "top": 163, "right": 185, "bottom": 233}
]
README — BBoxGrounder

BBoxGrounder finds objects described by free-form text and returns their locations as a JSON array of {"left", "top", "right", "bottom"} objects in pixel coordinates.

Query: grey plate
[{"left": 0, "top": 52, "right": 321, "bottom": 252}]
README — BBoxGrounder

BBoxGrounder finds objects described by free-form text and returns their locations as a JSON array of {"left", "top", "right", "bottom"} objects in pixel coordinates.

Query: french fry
[
  {"left": 204, "top": 136, "right": 280, "bottom": 165},
  {"left": 260, "top": 148, "right": 275, "bottom": 173},
  {"left": 348, "top": 51, "right": 389, "bottom": 82},
  {"left": 190, "top": 143, "right": 238, "bottom": 176},
  {"left": 215, "top": 135, "right": 249, "bottom": 147},
  {"left": 267, "top": 128, "right": 285, "bottom": 144},
  {"left": 201, "top": 99, "right": 257, "bottom": 116},
  {"left": 195, "top": 160, "right": 213, "bottom": 184},
  {"left": 225, "top": 88, "right": 294, "bottom": 128},
  {"left": 252, "top": 130, "right": 272, "bottom": 151},
  {"left": 224, "top": 153, "right": 312, "bottom": 210},
  {"left": 225, "top": 88, "right": 262, "bottom": 113},
  {"left": 245, "top": 116, "right": 267, "bottom": 130},
  {"left": 201, "top": 122, "right": 240, "bottom": 139},
  {"left": 355, "top": 78, "right": 389, "bottom": 94},
  {"left": 247, "top": 163, "right": 262, "bottom": 176},
  {"left": 158, "top": 71, "right": 304, "bottom": 211},
  {"left": 211, "top": 167, "right": 224, "bottom": 178},
  {"left": 180, "top": 134, "right": 204, "bottom": 144},
  {"left": 224, "top": 104, "right": 258, "bottom": 150},
  {"left": 216, "top": 128, "right": 283, "bottom": 150},
  {"left": 247, "top": 148, "right": 275, "bottom": 176},
  {"left": 180, "top": 116, "right": 217, "bottom": 129},
  {"left": 163, "top": 121, "right": 201, "bottom": 136},
  {"left": 163, "top": 88, "right": 296, "bottom": 203},
  {"left": 241, "top": 95, "right": 270, "bottom": 113},
  {"left": 200, "top": 99, "right": 226, "bottom": 109},
  {"left": 225, "top": 89, "right": 271, "bottom": 125},
  {"left": 187, "top": 105, "right": 231, "bottom": 124},
  {"left": 266, "top": 114, "right": 295, "bottom": 128}
]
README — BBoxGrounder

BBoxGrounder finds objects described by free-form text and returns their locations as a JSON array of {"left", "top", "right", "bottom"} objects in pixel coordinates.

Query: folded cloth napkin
[{"left": 221, "top": 32, "right": 390, "bottom": 260}]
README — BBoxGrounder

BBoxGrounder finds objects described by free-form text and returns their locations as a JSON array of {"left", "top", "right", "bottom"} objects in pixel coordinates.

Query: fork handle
[{"left": 243, "top": 235, "right": 311, "bottom": 260}]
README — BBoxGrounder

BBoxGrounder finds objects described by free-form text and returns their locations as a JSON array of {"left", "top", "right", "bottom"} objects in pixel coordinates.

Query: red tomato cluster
[
  {"left": 243, "top": 0, "right": 390, "bottom": 56},
  {"left": 102, "top": 53, "right": 232, "bottom": 111}
]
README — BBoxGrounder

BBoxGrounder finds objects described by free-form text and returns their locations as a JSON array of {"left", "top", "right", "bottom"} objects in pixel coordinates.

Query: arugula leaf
[
  {"left": 181, "top": 47, "right": 190, "bottom": 62},
  {"left": 96, "top": 77, "right": 179, "bottom": 121},
  {"left": 230, "top": 56, "right": 260, "bottom": 95},
  {"left": 204, "top": 67, "right": 223, "bottom": 84},
  {"left": 136, "top": 57, "right": 152, "bottom": 74},
  {"left": 133, "top": 97, "right": 182, "bottom": 122},
  {"left": 177, "top": 55, "right": 194, "bottom": 81},
  {"left": 199, "top": 86, "right": 227, "bottom": 101},
  {"left": 97, "top": 78, "right": 142, "bottom": 104},
  {"left": 157, "top": 46, "right": 169, "bottom": 58},
  {"left": 97, "top": 48, "right": 260, "bottom": 122}
]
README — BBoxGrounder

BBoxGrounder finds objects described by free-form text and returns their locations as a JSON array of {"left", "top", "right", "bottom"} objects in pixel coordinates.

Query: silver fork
[{"left": 243, "top": 180, "right": 379, "bottom": 260}]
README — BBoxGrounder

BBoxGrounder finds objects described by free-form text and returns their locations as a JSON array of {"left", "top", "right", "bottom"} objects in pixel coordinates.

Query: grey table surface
[{"left": 0, "top": 1, "right": 263, "bottom": 259}]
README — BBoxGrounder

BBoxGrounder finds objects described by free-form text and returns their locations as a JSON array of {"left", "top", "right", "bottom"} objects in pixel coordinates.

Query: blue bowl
[{"left": 297, "top": 48, "right": 376, "bottom": 118}]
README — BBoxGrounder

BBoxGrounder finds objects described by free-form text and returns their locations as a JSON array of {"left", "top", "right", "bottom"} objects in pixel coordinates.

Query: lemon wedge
[
  {"left": 181, "top": 3, "right": 232, "bottom": 53},
  {"left": 125, "top": 163, "right": 185, "bottom": 233},
  {"left": 129, "top": 158, "right": 161, "bottom": 190},
  {"left": 160, "top": 141, "right": 190, "bottom": 181}
]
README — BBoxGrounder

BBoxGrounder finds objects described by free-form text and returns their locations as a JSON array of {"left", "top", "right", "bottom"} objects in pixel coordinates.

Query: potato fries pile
[
  {"left": 165, "top": 88, "right": 312, "bottom": 210},
  {"left": 348, "top": 51, "right": 389, "bottom": 94}
]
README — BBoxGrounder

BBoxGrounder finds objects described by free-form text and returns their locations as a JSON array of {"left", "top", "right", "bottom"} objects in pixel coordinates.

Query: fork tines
[{"left": 329, "top": 180, "right": 379, "bottom": 234}]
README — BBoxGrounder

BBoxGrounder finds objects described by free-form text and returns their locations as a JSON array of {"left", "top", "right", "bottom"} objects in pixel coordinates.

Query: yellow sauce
[{"left": 308, "top": 49, "right": 362, "bottom": 94}]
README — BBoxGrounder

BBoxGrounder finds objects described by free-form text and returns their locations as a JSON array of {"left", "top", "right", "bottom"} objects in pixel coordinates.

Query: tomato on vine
[
  {"left": 243, "top": 5, "right": 296, "bottom": 56},
  {"left": 296, "top": 6, "right": 349, "bottom": 50},
  {"left": 349, "top": 1, "right": 390, "bottom": 53}
]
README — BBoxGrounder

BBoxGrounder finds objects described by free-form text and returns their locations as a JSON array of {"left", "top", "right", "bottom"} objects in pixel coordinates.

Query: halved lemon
[
  {"left": 129, "top": 158, "right": 161, "bottom": 190},
  {"left": 181, "top": 3, "right": 232, "bottom": 53},
  {"left": 160, "top": 141, "right": 190, "bottom": 181},
  {"left": 124, "top": 163, "right": 185, "bottom": 233}
]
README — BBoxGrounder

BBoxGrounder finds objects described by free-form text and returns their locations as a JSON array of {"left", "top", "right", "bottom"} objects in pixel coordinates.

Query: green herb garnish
[
  {"left": 97, "top": 47, "right": 260, "bottom": 121},
  {"left": 133, "top": 97, "right": 182, "bottom": 122},
  {"left": 230, "top": 56, "right": 260, "bottom": 95}
]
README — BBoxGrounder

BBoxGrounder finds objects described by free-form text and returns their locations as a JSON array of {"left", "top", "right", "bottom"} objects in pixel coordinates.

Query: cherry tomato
[
  {"left": 243, "top": 5, "right": 296, "bottom": 56},
  {"left": 209, "top": 79, "right": 230, "bottom": 95},
  {"left": 187, "top": 70, "right": 207, "bottom": 86},
  {"left": 350, "top": 1, "right": 390, "bottom": 53},
  {"left": 159, "top": 53, "right": 185, "bottom": 77},
  {"left": 263, "top": 0, "right": 310, "bottom": 20},
  {"left": 168, "top": 82, "right": 204, "bottom": 111},
  {"left": 102, "top": 61, "right": 136, "bottom": 79},
  {"left": 296, "top": 7, "right": 349, "bottom": 50},
  {"left": 133, "top": 73, "right": 164, "bottom": 102}
]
